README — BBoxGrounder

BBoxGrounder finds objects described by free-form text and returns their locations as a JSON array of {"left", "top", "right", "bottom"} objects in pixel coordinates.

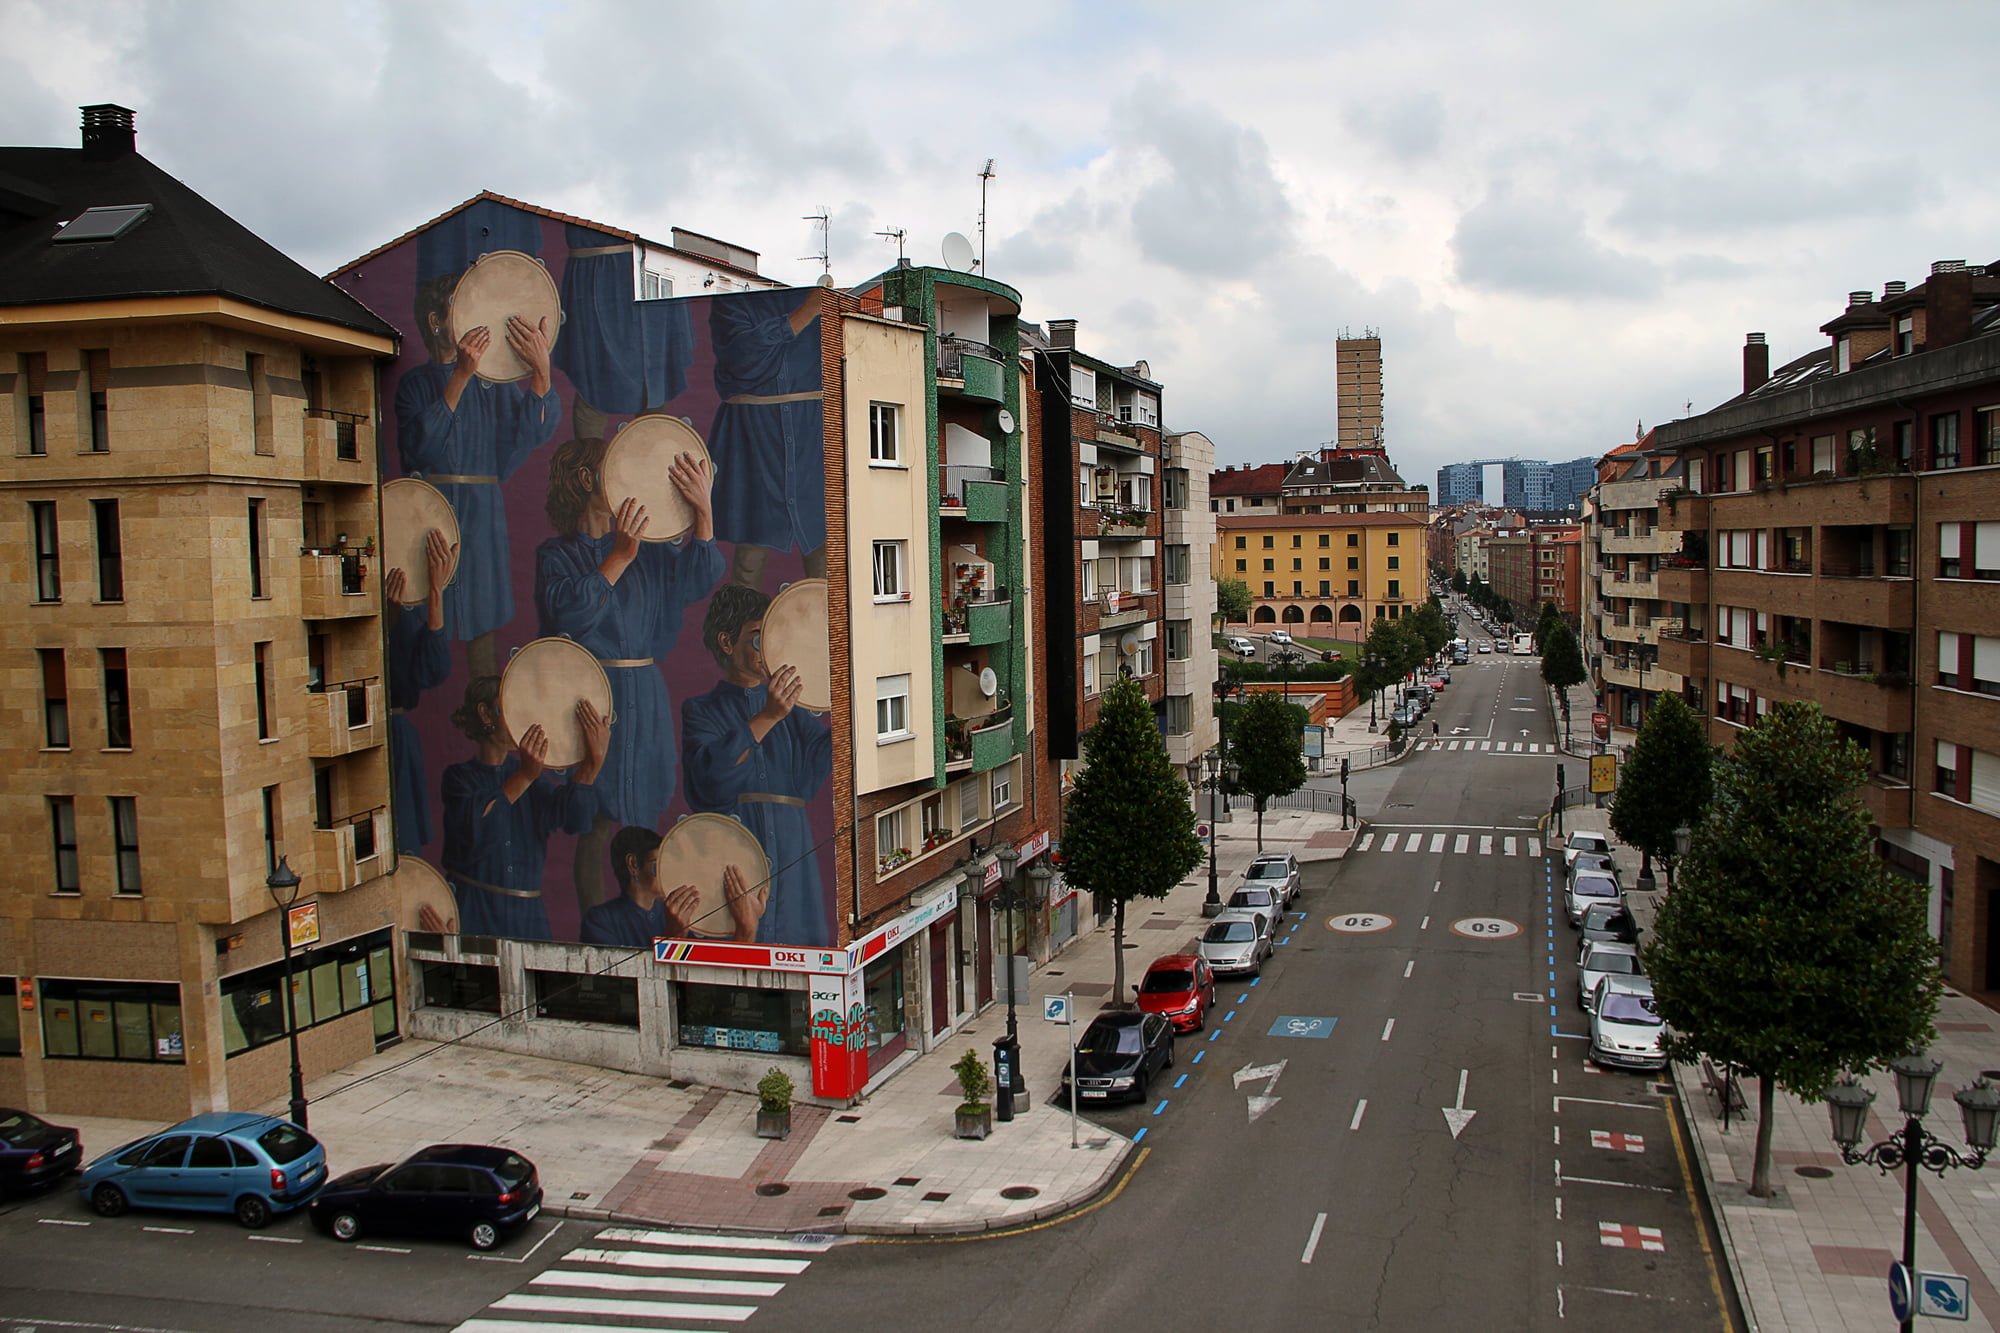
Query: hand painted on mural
[
  {"left": 755, "top": 663, "right": 804, "bottom": 730},
  {"left": 416, "top": 900, "right": 459, "bottom": 934},
  {"left": 668, "top": 450, "right": 715, "bottom": 543},
  {"left": 504, "top": 313, "right": 554, "bottom": 396},
  {"left": 723, "top": 863, "right": 768, "bottom": 941},
  {"left": 572, "top": 697, "right": 610, "bottom": 785},
  {"left": 658, "top": 883, "right": 701, "bottom": 937},
  {"left": 603, "top": 495, "right": 651, "bottom": 583}
]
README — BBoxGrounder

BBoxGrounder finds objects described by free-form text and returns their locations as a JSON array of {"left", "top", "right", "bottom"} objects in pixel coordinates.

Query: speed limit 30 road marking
[{"left": 1326, "top": 912, "right": 1396, "bottom": 933}]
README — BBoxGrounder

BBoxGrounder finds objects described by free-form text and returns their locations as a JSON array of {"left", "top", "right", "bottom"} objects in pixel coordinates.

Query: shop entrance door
[
  {"left": 928, "top": 921, "right": 951, "bottom": 1036},
  {"left": 974, "top": 900, "right": 994, "bottom": 1008}
]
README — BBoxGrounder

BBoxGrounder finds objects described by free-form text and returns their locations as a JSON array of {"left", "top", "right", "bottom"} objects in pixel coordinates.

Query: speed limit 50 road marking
[{"left": 1450, "top": 917, "right": 1522, "bottom": 940}]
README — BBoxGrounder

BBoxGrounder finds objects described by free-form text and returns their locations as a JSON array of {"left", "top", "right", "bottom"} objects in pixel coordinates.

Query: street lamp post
[
  {"left": 1667, "top": 822, "right": 1692, "bottom": 892},
  {"left": 1827, "top": 1053, "right": 2000, "bottom": 1333},
  {"left": 265, "top": 857, "right": 309, "bottom": 1129},
  {"left": 990, "top": 845, "right": 1024, "bottom": 1121},
  {"left": 1200, "top": 749, "right": 1241, "bottom": 918},
  {"left": 1364, "top": 652, "right": 1384, "bottom": 731}
]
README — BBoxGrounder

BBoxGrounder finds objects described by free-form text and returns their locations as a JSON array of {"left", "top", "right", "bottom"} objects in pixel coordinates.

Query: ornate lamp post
[
  {"left": 265, "top": 857, "right": 309, "bottom": 1129},
  {"left": 1364, "top": 652, "right": 1384, "bottom": 731},
  {"left": 1200, "top": 748, "right": 1240, "bottom": 919},
  {"left": 990, "top": 845, "right": 1024, "bottom": 1121},
  {"left": 1827, "top": 1053, "right": 1999, "bottom": 1333},
  {"left": 1667, "top": 822, "right": 1692, "bottom": 892}
]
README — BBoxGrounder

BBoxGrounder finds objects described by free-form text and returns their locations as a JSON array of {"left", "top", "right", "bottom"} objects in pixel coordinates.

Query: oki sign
[{"left": 654, "top": 939, "right": 855, "bottom": 975}]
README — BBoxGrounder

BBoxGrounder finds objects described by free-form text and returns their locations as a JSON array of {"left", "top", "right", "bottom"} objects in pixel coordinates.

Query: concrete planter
[
  {"left": 954, "top": 1106, "right": 993, "bottom": 1140},
  {"left": 756, "top": 1109, "right": 791, "bottom": 1140}
]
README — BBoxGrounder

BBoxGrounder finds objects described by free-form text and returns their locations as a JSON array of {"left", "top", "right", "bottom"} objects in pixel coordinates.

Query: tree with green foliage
[
  {"left": 1539, "top": 620, "right": 1587, "bottom": 745},
  {"left": 1410, "top": 602, "right": 1452, "bottom": 658},
  {"left": 1232, "top": 691, "right": 1308, "bottom": 850},
  {"left": 1533, "top": 600, "right": 1561, "bottom": 651},
  {"left": 1608, "top": 693, "right": 1712, "bottom": 886},
  {"left": 1215, "top": 577, "right": 1251, "bottom": 627},
  {"left": 1061, "top": 676, "right": 1204, "bottom": 1002},
  {"left": 1450, "top": 568, "right": 1468, "bottom": 594},
  {"left": 1643, "top": 702, "right": 1942, "bottom": 1199}
]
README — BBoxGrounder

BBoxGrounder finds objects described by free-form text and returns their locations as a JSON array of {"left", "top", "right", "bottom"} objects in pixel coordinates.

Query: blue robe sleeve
[
  {"left": 655, "top": 539, "right": 726, "bottom": 644},
  {"left": 394, "top": 363, "right": 460, "bottom": 476},
  {"left": 495, "top": 386, "right": 562, "bottom": 482},
  {"left": 710, "top": 297, "right": 811, "bottom": 396},
  {"left": 387, "top": 606, "right": 452, "bottom": 708},
  {"left": 682, "top": 691, "right": 761, "bottom": 805},
  {"left": 527, "top": 772, "right": 600, "bottom": 838},
  {"left": 535, "top": 537, "right": 620, "bottom": 640}
]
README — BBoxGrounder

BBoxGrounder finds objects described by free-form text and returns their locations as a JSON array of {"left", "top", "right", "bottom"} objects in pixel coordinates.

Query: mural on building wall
[{"left": 342, "top": 199, "right": 837, "bottom": 949}]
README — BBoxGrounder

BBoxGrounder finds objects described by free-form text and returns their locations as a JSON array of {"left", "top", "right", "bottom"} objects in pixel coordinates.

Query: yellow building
[{"left": 1, "top": 107, "right": 400, "bottom": 1118}]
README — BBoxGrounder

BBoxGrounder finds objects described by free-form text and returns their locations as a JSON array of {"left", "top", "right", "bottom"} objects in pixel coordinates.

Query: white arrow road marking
[
  {"left": 1443, "top": 1068, "right": 1478, "bottom": 1139},
  {"left": 1234, "top": 1059, "right": 1288, "bottom": 1122}
]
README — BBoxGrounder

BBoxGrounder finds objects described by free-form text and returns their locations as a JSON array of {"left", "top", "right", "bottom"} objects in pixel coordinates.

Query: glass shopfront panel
[
  {"left": 864, "top": 952, "right": 907, "bottom": 1070},
  {"left": 676, "top": 982, "right": 808, "bottom": 1055}
]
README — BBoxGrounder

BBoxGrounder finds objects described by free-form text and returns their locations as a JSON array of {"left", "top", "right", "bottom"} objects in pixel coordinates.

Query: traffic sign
[
  {"left": 1195, "top": 822, "right": 1210, "bottom": 840},
  {"left": 1889, "top": 1261, "right": 1914, "bottom": 1324},
  {"left": 1043, "top": 995, "right": 1071, "bottom": 1025},
  {"left": 1919, "top": 1271, "right": 1970, "bottom": 1320}
]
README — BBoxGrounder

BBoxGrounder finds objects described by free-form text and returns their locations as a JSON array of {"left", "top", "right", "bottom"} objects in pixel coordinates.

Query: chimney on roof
[
  {"left": 1847, "top": 290, "right": 1873, "bottom": 309},
  {"left": 1928, "top": 260, "right": 1974, "bottom": 350},
  {"left": 1047, "top": 319, "right": 1076, "bottom": 349},
  {"left": 1883, "top": 280, "right": 1907, "bottom": 298},
  {"left": 1743, "top": 332, "right": 1769, "bottom": 394},
  {"left": 80, "top": 104, "right": 135, "bottom": 161}
]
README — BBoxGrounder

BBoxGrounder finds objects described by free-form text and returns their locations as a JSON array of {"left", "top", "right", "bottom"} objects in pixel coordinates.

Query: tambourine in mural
[
  {"left": 498, "top": 637, "right": 614, "bottom": 770},
  {"left": 762, "top": 578, "right": 831, "bottom": 713},
  {"left": 658, "top": 813, "right": 772, "bottom": 938},
  {"left": 601, "top": 415, "right": 714, "bottom": 543},
  {"left": 379, "top": 477, "right": 461, "bottom": 604},
  {"left": 394, "top": 855, "right": 460, "bottom": 936},
  {"left": 447, "top": 250, "right": 562, "bottom": 384}
]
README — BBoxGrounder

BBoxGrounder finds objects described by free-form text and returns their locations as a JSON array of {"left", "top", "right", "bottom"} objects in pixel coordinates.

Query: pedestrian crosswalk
[
  {"left": 453, "top": 1227, "right": 837, "bottom": 1332},
  {"left": 1354, "top": 830, "right": 1543, "bottom": 858},
  {"left": 1415, "top": 740, "right": 1561, "bottom": 753}
]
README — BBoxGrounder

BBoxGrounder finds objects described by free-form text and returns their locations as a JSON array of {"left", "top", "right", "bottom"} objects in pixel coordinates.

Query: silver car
[
  {"left": 1198, "top": 911, "right": 1272, "bottom": 978},
  {"left": 1579, "top": 941, "right": 1643, "bottom": 1011},
  {"left": 1227, "top": 885, "right": 1284, "bottom": 921},
  {"left": 1590, "top": 977, "right": 1666, "bottom": 1071},
  {"left": 1564, "top": 832, "right": 1615, "bottom": 871},
  {"left": 1241, "top": 853, "right": 1300, "bottom": 908},
  {"left": 1564, "top": 867, "right": 1622, "bottom": 925}
]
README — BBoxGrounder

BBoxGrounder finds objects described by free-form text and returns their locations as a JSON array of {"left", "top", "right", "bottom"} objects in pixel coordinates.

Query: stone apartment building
[
  {"left": 1653, "top": 260, "right": 2000, "bottom": 997},
  {"left": 1485, "top": 523, "right": 1583, "bottom": 625},
  {"left": 1, "top": 107, "right": 401, "bottom": 1118},
  {"left": 1583, "top": 433, "right": 1689, "bottom": 731}
]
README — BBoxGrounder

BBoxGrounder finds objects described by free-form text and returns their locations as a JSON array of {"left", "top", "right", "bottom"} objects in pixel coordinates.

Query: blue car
[{"left": 78, "top": 1112, "right": 326, "bottom": 1228}]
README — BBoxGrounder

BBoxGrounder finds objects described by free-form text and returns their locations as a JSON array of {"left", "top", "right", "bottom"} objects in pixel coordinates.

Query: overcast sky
[{"left": 9, "top": 0, "right": 1998, "bottom": 488}]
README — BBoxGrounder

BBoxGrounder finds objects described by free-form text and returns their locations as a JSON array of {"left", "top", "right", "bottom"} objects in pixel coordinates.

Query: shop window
[
  {"left": 223, "top": 929, "right": 396, "bottom": 1054},
  {"left": 532, "top": 971, "right": 639, "bottom": 1028},
  {"left": 39, "top": 979, "right": 183, "bottom": 1062},
  {"left": 418, "top": 960, "right": 501, "bottom": 1015},
  {"left": 676, "top": 981, "right": 807, "bottom": 1055}
]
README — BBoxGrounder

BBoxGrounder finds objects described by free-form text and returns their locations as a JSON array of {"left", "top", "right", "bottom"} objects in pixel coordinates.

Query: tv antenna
[
  {"left": 800, "top": 209, "right": 830, "bottom": 281},
  {"left": 978, "top": 158, "right": 996, "bottom": 271},
  {"left": 876, "top": 227, "right": 908, "bottom": 264}
]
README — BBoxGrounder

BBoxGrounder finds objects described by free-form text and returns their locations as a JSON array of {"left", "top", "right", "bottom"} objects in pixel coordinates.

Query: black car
[
  {"left": 1577, "top": 902, "right": 1642, "bottom": 953},
  {"left": 1059, "top": 1011, "right": 1175, "bottom": 1105},
  {"left": 0, "top": 1108, "right": 82, "bottom": 1193},
  {"left": 309, "top": 1144, "right": 541, "bottom": 1250}
]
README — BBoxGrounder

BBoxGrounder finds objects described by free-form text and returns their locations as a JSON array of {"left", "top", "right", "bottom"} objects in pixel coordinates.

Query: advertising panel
[{"left": 339, "top": 199, "right": 837, "bottom": 950}]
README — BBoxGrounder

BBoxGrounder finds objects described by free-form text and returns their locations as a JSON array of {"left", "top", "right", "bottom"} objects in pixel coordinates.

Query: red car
[{"left": 1136, "top": 954, "right": 1215, "bottom": 1032}]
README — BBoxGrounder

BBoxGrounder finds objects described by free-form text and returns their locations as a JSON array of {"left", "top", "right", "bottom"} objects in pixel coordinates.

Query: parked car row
[
  {"left": 1559, "top": 837, "right": 1668, "bottom": 1072},
  {"left": 0, "top": 1105, "right": 541, "bottom": 1251}
]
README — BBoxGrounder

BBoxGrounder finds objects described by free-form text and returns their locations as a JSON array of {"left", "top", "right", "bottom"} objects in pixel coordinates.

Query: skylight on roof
[{"left": 52, "top": 204, "right": 152, "bottom": 244}]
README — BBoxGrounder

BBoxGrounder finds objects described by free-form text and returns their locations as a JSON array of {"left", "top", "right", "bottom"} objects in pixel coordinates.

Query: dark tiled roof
[
  {"left": 1210, "top": 463, "right": 1289, "bottom": 497},
  {"left": 0, "top": 144, "right": 395, "bottom": 340}
]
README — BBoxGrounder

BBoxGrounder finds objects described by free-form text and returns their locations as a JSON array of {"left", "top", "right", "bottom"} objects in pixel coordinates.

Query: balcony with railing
[
  {"left": 298, "top": 549, "right": 373, "bottom": 619},
  {"left": 937, "top": 335, "right": 1005, "bottom": 404},
  {"left": 309, "top": 807, "right": 385, "bottom": 895},
  {"left": 939, "top": 462, "right": 1009, "bottom": 522},
  {"left": 306, "top": 677, "right": 383, "bottom": 757},
  {"left": 303, "top": 409, "right": 372, "bottom": 484}
]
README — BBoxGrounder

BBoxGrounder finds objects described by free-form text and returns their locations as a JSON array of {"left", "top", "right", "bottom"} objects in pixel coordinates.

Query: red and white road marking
[
  {"left": 1589, "top": 1130, "right": 1645, "bottom": 1153},
  {"left": 1598, "top": 1222, "right": 1665, "bottom": 1251}
]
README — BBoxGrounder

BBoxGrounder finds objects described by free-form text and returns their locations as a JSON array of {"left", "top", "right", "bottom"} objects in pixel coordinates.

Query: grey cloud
[
  {"left": 1609, "top": 157, "right": 1923, "bottom": 238},
  {"left": 1342, "top": 92, "right": 1444, "bottom": 162},
  {"left": 992, "top": 190, "right": 1101, "bottom": 278},
  {"left": 1115, "top": 78, "right": 1295, "bottom": 278},
  {"left": 1451, "top": 189, "right": 1660, "bottom": 301}
]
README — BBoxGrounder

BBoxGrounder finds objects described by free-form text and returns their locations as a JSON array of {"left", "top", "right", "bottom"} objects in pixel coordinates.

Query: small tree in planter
[
  {"left": 952, "top": 1048, "right": 994, "bottom": 1139},
  {"left": 755, "top": 1066, "right": 793, "bottom": 1140}
]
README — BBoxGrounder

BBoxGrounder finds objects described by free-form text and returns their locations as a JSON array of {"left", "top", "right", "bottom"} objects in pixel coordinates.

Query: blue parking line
[
  {"left": 1191, "top": 1050, "right": 1204, "bottom": 1064},
  {"left": 1208, "top": 1028, "right": 1222, "bottom": 1041},
  {"left": 1239, "top": 993, "right": 1251, "bottom": 1003},
  {"left": 1225, "top": 1011, "right": 1237, "bottom": 1022},
  {"left": 1133, "top": 1127, "right": 1148, "bottom": 1142},
  {"left": 1549, "top": 1005, "right": 1557, "bottom": 1016},
  {"left": 1174, "top": 1074, "right": 1188, "bottom": 1088},
  {"left": 1250, "top": 978, "right": 1260, "bottom": 987},
  {"left": 1153, "top": 1099, "right": 1170, "bottom": 1116}
]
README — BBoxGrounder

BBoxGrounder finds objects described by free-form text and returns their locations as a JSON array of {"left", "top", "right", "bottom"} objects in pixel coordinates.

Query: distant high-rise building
[
  {"left": 1551, "top": 457, "right": 1598, "bottom": 511},
  {"left": 1437, "top": 461, "right": 1482, "bottom": 506},
  {"left": 1336, "top": 335, "right": 1382, "bottom": 449},
  {"left": 1502, "top": 459, "right": 1555, "bottom": 510}
]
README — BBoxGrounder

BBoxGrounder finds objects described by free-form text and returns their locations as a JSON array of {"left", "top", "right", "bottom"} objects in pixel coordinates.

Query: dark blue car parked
[
  {"left": 309, "top": 1144, "right": 542, "bottom": 1250},
  {"left": 0, "top": 1108, "right": 83, "bottom": 1193},
  {"left": 78, "top": 1112, "right": 325, "bottom": 1228}
]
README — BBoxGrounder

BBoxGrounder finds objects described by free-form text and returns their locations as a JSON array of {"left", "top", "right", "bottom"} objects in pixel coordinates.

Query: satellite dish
[
  {"left": 1120, "top": 631, "right": 1141, "bottom": 655},
  {"left": 995, "top": 408, "right": 1016, "bottom": 435},
  {"left": 942, "top": 232, "right": 976, "bottom": 273},
  {"left": 816, "top": 273, "right": 834, "bottom": 288},
  {"left": 978, "top": 666, "right": 998, "bottom": 697}
]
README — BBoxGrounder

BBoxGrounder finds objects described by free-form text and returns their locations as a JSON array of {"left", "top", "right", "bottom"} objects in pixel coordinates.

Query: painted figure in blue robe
[
  {"left": 707, "top": 290, "right": 826, "bottom": 590},
  {"left": 682, "top": 584, "right": 834, "bottom": 947},
  {"left": 534, "top": 433, "right": 725, "bottom": 907},
  {"left": 395, "top": 272, "right": 562, "bottom": 678},
  {"left": 414, "top": 196, "right": 544, "bottom": 288},
  {"left": 383, "top": 528, "right": 455, "bottom": 855},
  {"left": 554, "top": 223, "right": 695, "bottom": 444},
  {"left": 580, "top": 825, "right": 764, "bottom": 948},
  {"left": 438, "top": 675, "right": 608, "bottom": 941}
]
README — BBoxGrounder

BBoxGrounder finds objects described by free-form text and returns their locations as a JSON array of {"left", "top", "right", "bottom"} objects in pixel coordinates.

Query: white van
[
  {"left": 1513, "top": 632, "right": 1536, "bottom": 655},
  {"left": 1226, "top": 637, "right": 1257, "bottom": 657}
]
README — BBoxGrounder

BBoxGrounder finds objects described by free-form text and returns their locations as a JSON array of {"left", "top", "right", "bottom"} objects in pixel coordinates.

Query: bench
[{"left": 1700, "top": 1057, "right": 1747, "bottom": 1116}]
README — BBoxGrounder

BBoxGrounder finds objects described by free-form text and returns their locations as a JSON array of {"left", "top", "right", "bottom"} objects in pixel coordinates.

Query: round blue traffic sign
[{"left": 1889, "top": 1261, "right": 1913, "bottom": 1323}]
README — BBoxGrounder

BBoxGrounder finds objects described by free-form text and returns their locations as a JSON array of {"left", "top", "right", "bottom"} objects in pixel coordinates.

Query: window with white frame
[
  {"left": 1165, "top": 545, "right": 1190, "bottom": 585},
  {"left": 871, "top": 541, "right": 906, "bottom": 600},
  {"left": 1079, "top": 559, "right": 1095, "bottom": 601},
  {"left": 1165, "top": 620, "right": 1191, "bottom": 661},
  {"left": 1070, "top": 366, "right": 1096, "bottom": 405},
  {"left": 639, "top": 268, "right": 672, "bottom": 300},
  {"left": 869, "top": 402, "right": 900, "bottom": 464},
  {"left": 875, "top": 675, "right": 911, "bottom": 740},
  {"left": 1134, "top": 641, "right": 1156, "bottom": 677},
  {"left": 876, "top": 807, "right": 906, "bottom": 864},
  {"left": 991, "top": 761, "right": 1016, "bottom": 813}
]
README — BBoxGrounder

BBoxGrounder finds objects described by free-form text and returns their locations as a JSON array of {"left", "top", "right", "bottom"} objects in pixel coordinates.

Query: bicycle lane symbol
[{"left": 1267, "top": 1015, "right": 1336, "bottom": 1039}]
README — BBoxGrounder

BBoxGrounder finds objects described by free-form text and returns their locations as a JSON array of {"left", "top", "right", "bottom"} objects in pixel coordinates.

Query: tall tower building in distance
[
  {"left": 1336, "top": 334, "right": 1382, "bottom": 449},
  {"left": 1437, "top": 461, "right": 1482, "bottom": 506}
]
